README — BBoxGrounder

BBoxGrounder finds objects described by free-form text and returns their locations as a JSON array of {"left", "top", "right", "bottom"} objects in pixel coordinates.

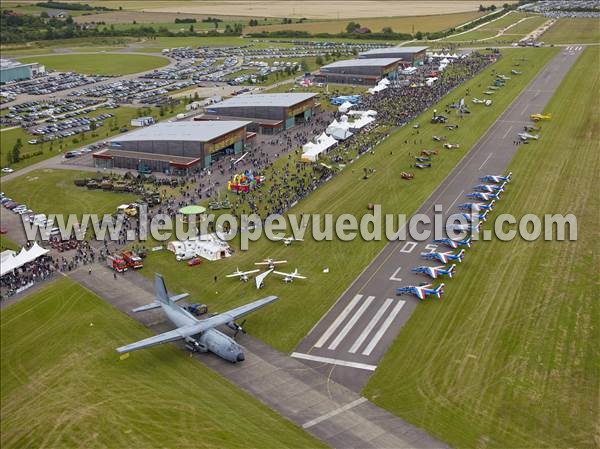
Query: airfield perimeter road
[
  {"left": 294, "top": 45, "right": 585, "bottom": 391},
  {"left": 70, "top": 266, "right": 448, "bottom": 449}
]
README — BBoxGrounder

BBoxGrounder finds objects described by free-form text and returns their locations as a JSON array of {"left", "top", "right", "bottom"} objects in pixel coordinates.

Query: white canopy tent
[
  {"left": 338, "top": 101, "right": 354, "bottom": 113},
  {"left": 0, "top": 243, "right": 49, "bottom": 277},
  {"left": 302, "top": 132, "right": 338, "bottom": 161}
]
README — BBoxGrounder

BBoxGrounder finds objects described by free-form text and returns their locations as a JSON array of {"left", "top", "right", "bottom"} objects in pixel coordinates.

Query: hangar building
[
  {"left": 93, "top": 121, "right": 250, "bottom": 174},
  {"left": 358, "top": 46, "right": 429, "bottom": 65},
  {"left": 314, "top": 58, "right": 403, "bottom": 85},
  {"left": 0, "top": 59, "right": 45, "bottom": 84},
  {"left": 196, "top": 93, "right": 318, "bottom": 134}
]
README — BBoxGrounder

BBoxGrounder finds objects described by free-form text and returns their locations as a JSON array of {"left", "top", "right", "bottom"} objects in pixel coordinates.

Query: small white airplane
[
  {"left": 255, "top": 258, "right": 287, "bottom": 269},
  {"left": 273, "top": 235, "right": 304, "bottom": 246},
  {"left": 273, "top": 269, "right": 307, "bottom": 283},
  {"left": 518, "top": 132, "right": 539, "bottom": 141},
  {"left": 226, "top": 267, "right": 260, "bottom": 282}
]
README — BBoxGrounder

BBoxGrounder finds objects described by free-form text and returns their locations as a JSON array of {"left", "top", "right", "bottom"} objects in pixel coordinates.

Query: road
[{"left": 293, "top": 45, "right": 584, "bottom": 391}]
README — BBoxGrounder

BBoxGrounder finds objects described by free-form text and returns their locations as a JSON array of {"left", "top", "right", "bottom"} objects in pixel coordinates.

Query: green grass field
[
  {"left": 0, "top": 235, "right": 18, "bottom": 251},
  {"left": 364, "top": 46, "right": 600, "bottom": 449},
  {"left": 18, "top": 53, "right": 169, "bottom": 75},
  {"left": 541, "top": 18, "right": 600, "bottom": 44},
  {"left": 1, "top": 169, "right": 136, "bottom": 216},
  {"left": 139, "top": 48, "right": 557, "bottom": 353},
  {"left": 0, "top": 278, "right": 327, "bottom": 449},
  {"left": 445, "top": 11, "right": 545, "bottom": 42}
]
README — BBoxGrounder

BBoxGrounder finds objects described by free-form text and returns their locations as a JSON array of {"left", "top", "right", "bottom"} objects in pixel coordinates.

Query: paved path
[
  {"left": 293, "top": 45, "right": 584, "bottom": 391},
  {"left": 69, "top": 265, "right": 448, "bottom": 449}
]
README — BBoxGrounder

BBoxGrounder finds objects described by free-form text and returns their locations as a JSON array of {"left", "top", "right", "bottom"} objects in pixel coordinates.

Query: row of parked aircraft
[{"left": 396, "top": 172, "right": 512, "bottom": 301}]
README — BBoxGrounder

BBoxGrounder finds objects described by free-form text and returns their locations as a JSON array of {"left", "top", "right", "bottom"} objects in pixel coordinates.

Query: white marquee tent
[
  {"left": 301, "top": 132, "right": 338, "bottom": 162},
  {"left": 0, "top": 243, "right": 49, "bottom": 277}
]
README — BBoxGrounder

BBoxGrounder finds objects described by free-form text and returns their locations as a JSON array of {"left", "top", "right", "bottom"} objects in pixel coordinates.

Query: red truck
[
  {"left": 122, "top": 251, "right": 143, "bottom": 269},
  {"left": 107, "top": 254, "right": 128, "bottom": 273}
]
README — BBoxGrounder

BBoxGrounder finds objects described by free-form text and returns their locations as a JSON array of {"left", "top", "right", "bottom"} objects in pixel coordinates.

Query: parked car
[{"left": 1, "top": 167, "right": 14, "bottom": 173}]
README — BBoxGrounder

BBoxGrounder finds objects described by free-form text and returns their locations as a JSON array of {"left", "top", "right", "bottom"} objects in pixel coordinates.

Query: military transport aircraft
[
  {"left": 396, "top": 283, "right": 445, "bottom": 300},
  {"left": 421, "top": 249, "right": 465, "bottom": 264},
  {"left": 272, "top": 268, "right": 307, "bottom": 283},
  {"left": 411, "top": 264, "right": 456, "bottom": 279},
  {"left": 433, "top": 236, "right": 472, "bottom": 248},
  {"left": 116, "top": 274, "right": 278, "bottom": 362},
  {"left": 481, "top": 172, "right": 512, "bottom": 183},
  {"left": 227, "top": 267, "right": 260, "bottom": 282}
]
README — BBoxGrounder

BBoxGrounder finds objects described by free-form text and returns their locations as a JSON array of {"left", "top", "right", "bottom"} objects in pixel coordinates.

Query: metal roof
[
  {"left": 320, "top": 58, "right": 402, "bottom": 69},
  {"left": 0, "top": 59, "right": 38, "bottom": 70},
  {"left": 111, "top": 121, "right": 250, "bottom": 143},
  {"left": 210, "top": 93, "right": 317, "bottom": 109},
  {"left": 359, "top": 46, "right": 429, "bottom": 56}
]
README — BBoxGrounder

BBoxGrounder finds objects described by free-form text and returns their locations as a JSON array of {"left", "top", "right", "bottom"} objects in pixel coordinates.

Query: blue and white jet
[
  {"left": 473, "top": 182, "right": 506, "bottom": 193},
  {"left": 458, "top": 201, "right": 495, "bottom": 212},
  {"left": 446, "top": 222, "right": 481, "bottom": 233},
  {"left": 433, "top": 237, "right": 472, "bottom": 249},
  {"left": 421, "top": 249, "right": 465, "bottom": 264},
  {"left": 396, "top": 283, "right": 445, "bottom": 300},
  {"left": 458, "top": 211, "right": 489, "bottom": 222},
  {"left": 412, "top": 264, "right": 456, "bottom": 279},
  {"left": 481, "top": 172, "right": 512, "bottom": 184},
  {"left": 467, "top": 191, "right": 501, "bottom": 201}
]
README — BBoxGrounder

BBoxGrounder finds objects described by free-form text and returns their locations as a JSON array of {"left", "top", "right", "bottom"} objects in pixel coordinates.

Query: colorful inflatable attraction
[{"left": 227, "top": 170, "right": 265, "bottom": 193}]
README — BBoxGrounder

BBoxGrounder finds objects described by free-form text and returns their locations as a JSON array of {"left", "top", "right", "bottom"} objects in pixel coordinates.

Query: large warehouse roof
[
  {"left": 359, "top": 46, "right": 429, "bottom": 56},
  {"left": 111, "top": 121, "right": 250, "bottom": 143},
  {"left": 209, "top": 93, "right": 317, "bottom": 109},
  {"left": 321, "top": 58, "right": 402, "bottom": 69}
]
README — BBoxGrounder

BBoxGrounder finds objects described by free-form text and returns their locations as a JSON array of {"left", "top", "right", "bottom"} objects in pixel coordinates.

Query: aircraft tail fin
[
  {"left": 434, "top": 284, "right": 445, "bottom": 298},
  {"left": 448, "top": 264, "right": 456, "bottom": 278},
  {"left": 154, "top": 273, "right": 171, "bottom": 305}
]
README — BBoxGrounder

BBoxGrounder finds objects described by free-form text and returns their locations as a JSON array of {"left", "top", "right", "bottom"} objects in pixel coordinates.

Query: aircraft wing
[
  {"left": 116, "top": 323, "right": 203, "bottom": 353},
  {"left": 194, "top": 296, "right": 279, "bottom": 331},
  {"left": 131, "top": 293, "right": 189, "bottom": 312}
]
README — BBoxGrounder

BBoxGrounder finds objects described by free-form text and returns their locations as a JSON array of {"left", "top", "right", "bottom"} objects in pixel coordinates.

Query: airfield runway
[{"left": 293, "top": 45, "right": 585, "bottom": 391}]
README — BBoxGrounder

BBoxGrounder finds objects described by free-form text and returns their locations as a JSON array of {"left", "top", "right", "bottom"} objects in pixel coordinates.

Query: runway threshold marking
[
  {"left": 291, "top": 352, "right": 377, "bottom": 371},
  {"left": 389, "top": 267, "right": 403, "bottom": 281},
  {"left": 328, "top": 296, "right": 375, "bottom": 350},
  {"left": 314, "top": 294, "right": 363, "bottom": 348},
  {"left": 302, "top": 397, "right": 368, "bottom": 429},
  {"left": 362, "top": 300, "right": 406, "bottom": 356},
  {"left": 348, "top": 298, "right": 393, "bottom": 354},
  {"left": 448, "top": 190, "right": 465, "bottom": 209}
]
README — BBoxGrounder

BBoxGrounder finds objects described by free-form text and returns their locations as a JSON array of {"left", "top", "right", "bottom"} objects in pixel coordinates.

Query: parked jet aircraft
[
  {"left": 480, "top": 172, "right": 512, "bottom": 183},
  {"left": 444, "top": 143, "right": 460, "bottom": 149},
  {"left": 511, "top": 69, "right": 522, "bottom": 75},
  {"left": 497, "top": 74, "right": 511, "bottom": 80},
  {"left": 447, "top": 222, "right": 481, "bottom": 233},
  {"left": 472, "top": 97, "right": 485, "bottom": 104},
  {"left": 255, "top": 258, "right": 287, "bottom": 269},
  {"left": 396, "top": 283, "right": 445, "bottom": 300},
  {"left": 116, "top": 274, "right": 278, "bottom": 362},
  {"left": 458, "top": 201, "right": 495, "bottom": 211},
  {"left": 459, "top": 211, "right": 489, "bottom": 222},
  {"left": 272, "top": 268, "right": 307, "bottom": 283},
  {"left": 412, "top": 264, "right": 456, "bottom": 279},
  {"left": 432, "top": 135, "right": 446, "bottom": 141},
  {"left": 518, "top": 132, "right": 539, "bottom": 141},
  {"left": 273, "top": 235, "right": 303, "bottom": 246},
  {"left": 473, "top": 183, "right": 506, "bottom": 193},
  {"left": 467, "top": 191, "right": 501, "bottom": 201},
  {"left": 227, "top": 267, "right": 260, "bottom": 282},
  {"left": 421, "top": 249, "right": 465, "bottom": 264},
  {"left": 530, "top": 113, "right": 551, "bottom": 121},
  {"left": 415, "top": 162, "right": 432, "bottom": 169},
  {"left": 433, "top": 237, "right": 472, "bottom": 248}
]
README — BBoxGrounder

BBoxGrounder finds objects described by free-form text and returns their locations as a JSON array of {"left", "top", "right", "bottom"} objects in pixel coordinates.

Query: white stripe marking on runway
[
  {"left": 362, "top": 300, "right": 406, "bottom": 356},
  {"left": 501, "top": 125, "right": 513, "bottom": 140},
  {"left": 389, "top": 266, "right": 403, "bottom": 281},
  {"left": 302, "top": 398, "right": 368, "bottom": 429},
  {"left": 448, "top": 190, "right": 465, "bottom": 209},
  {"left": 291, "top": 352, "right": 377, "bottom": 371},
  {"left": 314, "top": 294, "right": 362, "bottom": 348},
  {"left": 328, "top": 296, "right": 375, "bottom": 350},
  {"left": 479, "top": 153, "right": 493, "bottom": 170},
  {"left": 348, "top": 298, "right": 393, "bottom": 354}
]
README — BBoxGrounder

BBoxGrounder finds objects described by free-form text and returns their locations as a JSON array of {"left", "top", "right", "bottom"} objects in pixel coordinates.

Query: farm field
[
  {"left": 248, "top": 11, "right": 483, "bottom": 35},
  {"left": 18, "top": 53, "right": 169, "bottom": 75},
  {"left": 0, "top": 278, "right": 327, "bottom": 449},
  {"left": 140, "top": 47, "right": 557, "bottom": 353},
  {"left": 0, "top": 37, "right": 137, "bottom": 57},
  {"left": 541, "top": 18, "right": 600, "bottom": 44},
  {"left": 1, "top": 169, "right": 137, "bottom": 217},
  {"left": 365, "top": 46, "right": 599, "bottom": 449}
]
